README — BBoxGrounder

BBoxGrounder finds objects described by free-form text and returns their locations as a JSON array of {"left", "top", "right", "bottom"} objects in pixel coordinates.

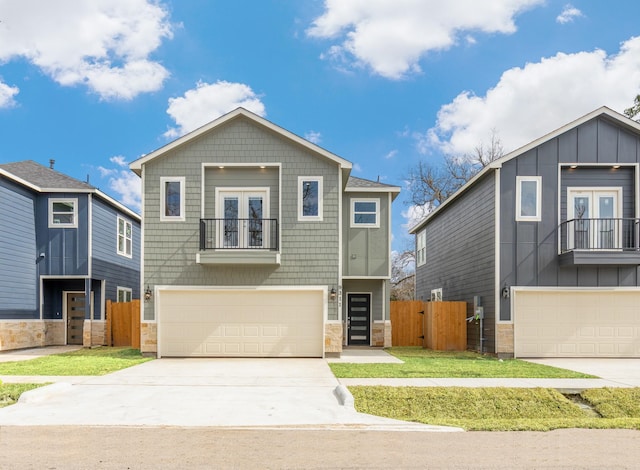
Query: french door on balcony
[
  {"left": 216, "top": 189, "right": 269, "bottom": 249},
  {"left": 568, "top": 188, "right": 622, "bottom": 250}
]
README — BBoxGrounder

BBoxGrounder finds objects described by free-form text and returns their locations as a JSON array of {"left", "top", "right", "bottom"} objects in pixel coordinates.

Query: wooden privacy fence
[
  {"left": 106, "top": 299, "right": 141, "bottom": 348},
  {"left": 391, "top": 300, "right": 467, "bottom": 350},
  {"left": 390, "top": 300, "right": 424, "bottom": 346}
]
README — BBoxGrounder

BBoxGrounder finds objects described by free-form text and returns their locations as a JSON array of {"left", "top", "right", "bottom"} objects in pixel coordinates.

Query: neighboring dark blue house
[
  {"left": 0, "top": 160, "right": 140, "bottom": 351},
  {"left": 410, "top": 107, "right": 640, "bottom": 358}
]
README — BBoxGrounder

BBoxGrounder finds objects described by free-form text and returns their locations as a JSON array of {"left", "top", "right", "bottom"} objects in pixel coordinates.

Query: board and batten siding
[
  {"left": 91, "top": 197, "right": 141, "bottom": 301},
  {"left": 342, "top": 192, "right": 390, "bottom": 277},
  {"left": 142, "top": 117, "right": 341, "bottom": 321},
  {"left": 415, "top": 172, "right": 496, "bottom": 353},
  {"left": 0, "top": 180, "right": 38, "bottom": 319},
  {"left": 36, "top": 193, "right": 89, "bottom": 277},
  {"left": 499, "top": 116, "right": 640, "bottom": 321}
]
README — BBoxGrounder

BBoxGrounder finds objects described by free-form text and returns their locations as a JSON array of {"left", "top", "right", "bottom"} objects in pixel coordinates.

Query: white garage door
[
  {"left": 514, "top": 290, "right": 640, "bottom": 358},
  {"left": 158, "top": 289, "right": 324, "bottom": 357}
]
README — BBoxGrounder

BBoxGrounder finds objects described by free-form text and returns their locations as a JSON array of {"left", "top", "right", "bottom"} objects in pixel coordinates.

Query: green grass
[
  {"left": 0, "top": 347, "right": 152, "bottom": 376},
  {"left": 349, "top": 386, "right": 640, "bottom": 431},
  {"left": 581, "top": 388, "right": 640, "bottom": 418},
  {"left": 0, "top": 383, "right": 44, "bottom": 408},
  {"left": 330, "top": 347, "right": 595, "bottom": 378}
]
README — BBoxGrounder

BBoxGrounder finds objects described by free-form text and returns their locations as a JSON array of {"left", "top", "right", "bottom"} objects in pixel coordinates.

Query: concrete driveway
[
  {"left": 0, "top": 358, "right": 458, "bottom": 431},
  {"left": 524, "top": 358, "right": 640, "bottom": 387}
]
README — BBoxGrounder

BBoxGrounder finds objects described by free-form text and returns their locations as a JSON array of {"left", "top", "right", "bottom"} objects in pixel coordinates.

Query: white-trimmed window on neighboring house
[
  {"left": 351, "top": 198, "right": 379, "bottom": 228},
  {"left": 516, "top": 176, "right": 542, "bottom": 221},
  {"left": 430, "top": 288, "right": 443, "bottom": 302},
  {"left": 298, "top": 177, "right": 323, "bottom": 221},
  {"left": 49, "top": 198, "right": 78, "bottom": 228},
  {"left": 416, "top": 230, "right": 426, "bottom": 267},
  {"left": 160, "top": 177, "right": 185, "bottom": 221},
  {"left": 117, "top": 286, "right": 132, "bottom": 303},
  {"left": 117, "top": 216, "right": 132, "bottom": 257}
]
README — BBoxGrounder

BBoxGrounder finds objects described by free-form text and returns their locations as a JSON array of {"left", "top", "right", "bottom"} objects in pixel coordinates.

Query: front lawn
[
  {"left": 350, "top": 386, "right": 640, "bottom": 431},
  {"left": 330, "top": 347, "right": 595, "bottom": 378},
  {"left": 0, "top": 347, "right": 151, "bottom": 376}
]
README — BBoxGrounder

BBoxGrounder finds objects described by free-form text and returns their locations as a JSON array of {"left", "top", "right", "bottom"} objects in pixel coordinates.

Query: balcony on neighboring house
[
  {"left": 559, "top": 218, "right": 640, "bottom": 265},
  {"left": 197, "top": 218, "right": 280, "bottom": 265}
]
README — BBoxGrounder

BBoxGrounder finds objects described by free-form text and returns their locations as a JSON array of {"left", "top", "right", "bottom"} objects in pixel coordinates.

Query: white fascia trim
[
  {"left": 341, "top": 276, "right": 391, "bottom": 280},
  {"left": 344, "top": 187, "right": 401, "bottom": 193},
  {"left": 140, "top": 165, "right": 146, "bottom": 325},
  {"left": 512, "top": 286, "right": 640, "bottom": 293},
  {"left": 130, "top": 108, "right": 352, "bottom": 173},
  {"left": 154, "top": 285, "right": 329, "bottom": 293},
  {"left": 338, "top": 169, "right": 343, "bottom": 321},
  {"left": 409, "top": 106, "right": 639, "bottom": 234},
  {"left": 494, "top": 169, "right": 501, "bottom": 335},
  {"left": 40, "top": 275, "right": 89, "bottom": 279},
  {"left": 88, "top": 194, "right": 92, "bottom": 276},
  {"left": 388, "top": 193, "right": 392, "bottom": 279}
]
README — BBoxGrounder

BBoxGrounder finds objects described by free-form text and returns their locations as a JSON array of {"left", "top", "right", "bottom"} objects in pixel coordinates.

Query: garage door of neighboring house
[
  {"left": 158, "top": 289, "right": 324, "bottom": 358},
  {"left": 514, "top": 290, "right": 640, "bottom": 358}
]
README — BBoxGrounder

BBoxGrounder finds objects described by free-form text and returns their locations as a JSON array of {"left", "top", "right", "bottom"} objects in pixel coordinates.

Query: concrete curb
[
  {"left": 18, "top": 382, "right": 72, "bottom": 404},
  {"left": 334, "top": 385, "right": 354, "bottom": 408}
]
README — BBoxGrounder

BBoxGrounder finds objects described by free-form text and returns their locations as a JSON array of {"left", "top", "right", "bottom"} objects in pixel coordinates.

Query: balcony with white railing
[
  {"left": 559, "top": 218, "right": 640, "bottom": 265},
  {"left": 197, "top": 218, "right": 280, "bottom": 265}
]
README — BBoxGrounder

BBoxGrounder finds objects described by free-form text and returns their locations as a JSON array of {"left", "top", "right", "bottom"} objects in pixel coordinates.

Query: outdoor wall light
[
  {"left": 330, "top": 288, "right": 337, "bottom": 301},
  {"left": 501, "top": 285, "right": 510, "bottom": 299},
  {"left": 144, "top": 286, "right": 153, "bottom": 302}
]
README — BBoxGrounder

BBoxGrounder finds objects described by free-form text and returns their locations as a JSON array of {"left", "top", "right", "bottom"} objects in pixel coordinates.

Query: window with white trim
[
  {"left": 430, "top": 288, "right": 443, "bottom": 302},
  {"left": 516, "top": 176, "right": 541, "bottom": 221},
  {"left": 351, "top": 199, "right": 379, "bottom": 228},
  {"left": 298, "top": 177, "right": 323, "bottom": 221},
  {"left": 416, "top": 230, "right": 426, "bottom": 267},
  {"left": 49, "top": 198, "right": 78, "bottom": 228},
  {"left": 160, "top": 177, "right": 185, "bottom": 221},
  {"left": 116, "top": 286, "right": 132, "bottom": 303},
  {"left": 117, "top": 216, "right": 132, "bottom": 257}
]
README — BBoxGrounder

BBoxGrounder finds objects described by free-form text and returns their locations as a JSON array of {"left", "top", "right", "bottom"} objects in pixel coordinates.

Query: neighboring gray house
[
  {"left": 0, "top": 160, "right": 141, "bottom": 351},
  {"left": 130, "top": 108, "right": 400, "bottom": 358},
  {"left": 410, "top": 107, "right": 640, "bottom": 358}
]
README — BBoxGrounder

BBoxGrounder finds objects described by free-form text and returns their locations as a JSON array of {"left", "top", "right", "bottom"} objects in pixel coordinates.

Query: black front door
[{"left": 347, "top": 293, "right": 371, "bottom": 346}]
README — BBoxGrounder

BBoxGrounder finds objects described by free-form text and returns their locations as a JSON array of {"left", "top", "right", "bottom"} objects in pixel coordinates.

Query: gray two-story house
[
  {"left": 130, "top": 108, "right": 400, "bottom": 357},
  {"left": 411, "top": 107, "right": 640, "bottom": 358},
  {"left": 0, "top": 160, "right": 141, "bottom": 351}
]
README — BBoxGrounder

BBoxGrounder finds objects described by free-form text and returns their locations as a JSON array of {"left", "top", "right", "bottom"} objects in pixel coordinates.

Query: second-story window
[
  {"left": 298, "top": 176, "right": 323, "bottom": 221},
  {"left": 117, "top": 216, "right": 132, "bottom": 257},
  {"left": 160, "top": 177, "right": 185, "bottom": 221},
  {"left": 351, "top": 199, "right": 379, "bottom": 228},
  {"left": 417, "top": 230, "right": 426, "bottom": 267},
  {"left": 49, "top": 198, "right": 78, "bottom": 228}
]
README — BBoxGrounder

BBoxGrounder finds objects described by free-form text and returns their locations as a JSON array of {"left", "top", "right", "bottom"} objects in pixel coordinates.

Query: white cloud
[
  {"left": 97, "top": 155, "right": 141, "bottom": 211},
  {"left": 305, "top": 130, "right": 322, "bottom": 144},
  {"left": 556, "top": 4, "right": 584, "bottom": 24},
  {"left": 384, "top": 150, "right": 398, "bottom": 159},
  {"left": 0, "top": 0, "right": 173, "bottom": 100},
  {"left": 164, "top": 81, "right": 266, "bottom": 138},
  {"left": 353, "top": 163, "right": 362, "bottom": 172},
  {"left": 402, "top": 203, "right": 431, "bottom": 230},
  {"left": 0, "top": 81, "right": 19, "bottom": 108},
  {"left": 423, "top": 36, "right": 640, "bottom": 157},
  {"left": 307, "top": 0, "right": 543, "bottom": 79}
]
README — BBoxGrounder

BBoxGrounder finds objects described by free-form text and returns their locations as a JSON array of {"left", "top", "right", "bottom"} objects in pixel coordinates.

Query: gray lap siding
[
  {"left": 416, "top": 172, "right": 496, "bottom": 353},
  {"left": 0, "top": 179, "right": 38, "bottom": 319}
]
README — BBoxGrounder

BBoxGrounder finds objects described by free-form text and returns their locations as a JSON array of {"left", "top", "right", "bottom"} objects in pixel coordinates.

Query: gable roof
[
  {"left": 130, "top": 107, "right": 353, "bottom": 175},
  {"left": 409, "top": 106, "right": 640, "bottom": 234},
  {"left": 0, "top": 160, "right": 140, "bottom": 221},
  {"left": 346, "top": 176, "right": 401, "bottom": 200}
]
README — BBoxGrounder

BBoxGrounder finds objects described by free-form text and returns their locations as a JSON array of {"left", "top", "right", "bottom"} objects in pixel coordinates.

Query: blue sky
[{"left": 1, "top": 1, "right": 640, "bottom": 252}]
